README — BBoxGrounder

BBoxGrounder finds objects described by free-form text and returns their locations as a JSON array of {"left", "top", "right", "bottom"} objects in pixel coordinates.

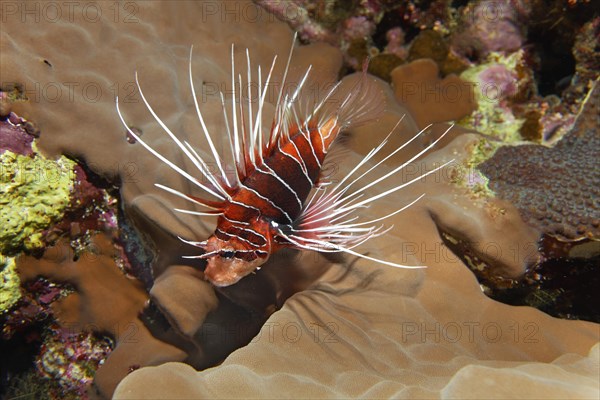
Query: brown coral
[
  {"left": 113, "top": 133, "right": 599, "bottom": 399},
  {"left": 479, "top": 80, "right": 600, "bottom": 241},
  {"left": 390, "top": 59, "right": 477, "bottom": 129},
  {"left": 3, "top": 2, "right": 599, "bottom": 399}
]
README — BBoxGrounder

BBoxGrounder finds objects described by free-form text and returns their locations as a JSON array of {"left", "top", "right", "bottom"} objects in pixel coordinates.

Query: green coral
[
  {"left": 450, "top": 138, "right": 501, "bottom": 198},
  {"left": 458, "top": 51, "right": 526, "bottom": 143},
  {"left": 0, "top": 150, "right": 76, "bottom": 253},
  {"left": 0, "top": 254, "right": 21, "bottom": 313}
]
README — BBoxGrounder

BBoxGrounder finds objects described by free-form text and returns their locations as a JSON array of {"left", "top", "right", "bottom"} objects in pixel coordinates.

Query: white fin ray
[
  {"left": 245, "top": 49, "right": 254, "bottom": 159},
  {"left": 117, "top": 32, "right": 450, "bottom": 273},
  {"left": 115, "top": 97, "right": 226, "bottom": 201},
  {"left": 338, "top": 125, "right": 453, "bottom": 208},
  {"left": 296, "top": 194, "right": 423, "bottom": 234},
  {"left": 174, "top": 208, "right": 223, "bottom": 216},
  {"left": 189, "top": 46, "right": 231, "bottom": 189},
  {"left": 133, "top": 73, "right": 232, "bottom": 200},
  {"left": 154, "top": 183, "right": 222, "bottom": 210},
  {"left": 230, "top": 44, "right": 241, "bottom": 169},
  {"left": 235, "top": 74, "right": 248, "bottom": 179},
  {"left": 269, "top": 32, "right": 298, "bottom": 148},
  {"left": 277, "top": 231, "right": 425, "bottom": 269},
  {"left": 177, "top": 236, "right": 207, "bottom": 247},
  {"left": 183, "top": 141, "right": 229, "bottom": 199},
  {"left": 287, "top": 123, "right": 455, "bottom": 265},
  {"left": 303, "top": 124, "right": 454, "bottom": 226}
]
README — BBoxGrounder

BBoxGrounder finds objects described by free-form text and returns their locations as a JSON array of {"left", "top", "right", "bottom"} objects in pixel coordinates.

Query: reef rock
[
  {"left": 479, "top": 80, "right": 600, "bottom": 241},
  {"left": 1, "top": 2, "right": 598, "bottom": 399},
  {"left": 114, "top": 133, "right": 599, "bottom": 399}
]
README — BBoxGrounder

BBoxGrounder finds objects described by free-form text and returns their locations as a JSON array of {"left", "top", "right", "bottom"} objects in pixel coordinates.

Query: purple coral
[
  {"left": 343, "top": 16, "right": 376, "bottom": 41},
  {"left": 384, "top": 27, "right": 408, "bottom": 59},
  {"left": 454, "top": 0, "right": 527, "bottom": 59},
  {"left": 0, "top": 114, "right": 35, "bottom": 156},
  {"left": 254, "top": 0, "right": 384, "bottom": 67},
  {"left": 254, "top": 1, "right": 334, "bottom": 43},
  {"left": 478, "top": 64, "right": 519, "bottom": 101}
]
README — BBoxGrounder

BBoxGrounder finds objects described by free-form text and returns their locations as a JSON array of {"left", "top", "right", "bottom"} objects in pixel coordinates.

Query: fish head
[{"left": 201, "top": 236, "right": 269, "bottom": 287}]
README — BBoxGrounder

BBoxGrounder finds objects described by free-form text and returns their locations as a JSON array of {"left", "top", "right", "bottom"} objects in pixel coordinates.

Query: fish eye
[{"left": 220, "top": 250, "right": 235, "bottom": 259}]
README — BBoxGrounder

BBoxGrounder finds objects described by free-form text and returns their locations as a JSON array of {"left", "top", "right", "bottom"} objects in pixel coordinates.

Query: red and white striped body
[
  {"left": 116, "top": 34, "right": 454, "bottom": 287},
  {"left": 203, "top": 118, "right": 340, "bottom": 285}
]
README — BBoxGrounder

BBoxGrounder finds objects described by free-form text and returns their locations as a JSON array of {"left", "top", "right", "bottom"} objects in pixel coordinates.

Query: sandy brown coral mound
[
  {"left": 17, "top": 234, "right": 147, "bottom": 333},
  {"left": 440, "top": 343, "right": 599, "bottom": 399},
  {"left": 16, "top": 234, "right": 191, "bottom": 397},
  {"left": 390, "top": 59, "right": 477, "bottom": 129},
  {"left": 114, "top": 134, "right": 599, "bottom": 399},
  {"left": 479, "top": 81, "right": 600, "bottom": 241}
]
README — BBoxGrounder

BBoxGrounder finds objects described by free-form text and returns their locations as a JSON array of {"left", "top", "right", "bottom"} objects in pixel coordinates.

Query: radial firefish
[{"left": 116, "top": 34, "right": 453, "bottom": 287}]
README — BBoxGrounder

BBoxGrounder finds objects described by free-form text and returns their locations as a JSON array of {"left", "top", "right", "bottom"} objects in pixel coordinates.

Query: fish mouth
[
  {"left": 204, "top": 265, "right": 245, "bottom": 287},
  {"left": 206, "top": 276, "right": 242, "bottom": 287}
]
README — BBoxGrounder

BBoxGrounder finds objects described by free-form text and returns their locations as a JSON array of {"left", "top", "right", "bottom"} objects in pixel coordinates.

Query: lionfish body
[
  {"left": 117, "top": 35, "right": 453, "bottom": 287},
  {"left": 201, "top": 117, "right": 341, "bottom": 285}
]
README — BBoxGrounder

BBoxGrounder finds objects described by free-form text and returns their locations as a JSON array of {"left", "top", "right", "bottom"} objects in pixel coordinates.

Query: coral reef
[
  {"left": 113, "top": 133, "right": 599, "bottom": 399},
  {"left": 254, "top": 1, "right": 459, "bottom": 77},
  {"left": 452, "top": 0, "right": 529, "bottom": 61},
  {"left": 527, "top": 0, "right": 598, "bottom": 97},
  {"left": 404, "top": 28, "right": 472, "bottom": 78},
  {"left": 458, "top": 51, "right": 533, "bottom": 142},
  {"left": 390, "top": 58, "right": 477, "bottom": 129},
  {"left": 245, "top": 1, "right": 389, "bottom": 70},
  {"left": 0, "top": 112, "right": 35, "bottom": 155},
  {"left": 472, "top": 81, "right": 600, "bottom": 321},
  {"left": 448, "top": 137, "right": 501, "bottom": 199},
  {"left": 0, "top": 111, "right": 131, "bottom": 397},
  {"left": 408, "top": 29, "right": 449, "bottom": 64},
  {"left": 479, "top": 80, "right": 599, "bottom": 242},
  {"left": 37, "top": 328, "right": 113, "bottom": 398},
  {"left": 0, "top": 150, "right": 76, "bottom": 253},
  {"left": 0, "top": 255, "right": 20, "bottom": 313},
  {"left": 1, "top": 1, "right": 599, "bottom": 399},
  {"left": 562, "top": 16, "right": 600, "bottom": 104},
  {"left": 15, "top": 234, "right": 152, "bottom": 398}
]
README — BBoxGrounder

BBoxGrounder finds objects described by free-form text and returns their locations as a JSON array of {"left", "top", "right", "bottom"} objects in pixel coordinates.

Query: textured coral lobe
[
  {"left": 479, "top": 80, "right": 600, "bottom": 241},
  {"left": 0, "top": 119, "right": 76, "bottom": 253}
]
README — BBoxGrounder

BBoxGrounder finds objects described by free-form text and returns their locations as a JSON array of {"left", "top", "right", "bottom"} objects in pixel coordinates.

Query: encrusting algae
[
  {"left": 458, "top": 51, "right": 530, "bottom": 143},
  {"left": 0, "top": 255, "right": 20, "bottom": 313},
  {"left": 0, "top": 148, "right": 76, "bottom": 253}
]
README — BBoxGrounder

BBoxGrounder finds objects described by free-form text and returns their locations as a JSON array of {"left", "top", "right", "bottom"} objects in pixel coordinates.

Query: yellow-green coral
[
  {"left": 0, "top": 254, "right": 21, "bottom": 313},
  {"left": 0, "top": 150, "right": 76, "bottom": 253},
  {"left": 458, "top": 51, "right": 526, "bottom": 143},
  {"left": 450, "top": 138, "right": 501, "bottom": 199}
]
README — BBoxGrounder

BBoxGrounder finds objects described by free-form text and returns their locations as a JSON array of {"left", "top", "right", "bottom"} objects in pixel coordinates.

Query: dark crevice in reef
[
  {"left": 528, "top": 0, "right": 598, "bottom": 96},
  {"left": 116, "top": 212, "right": 156, "bottom": 290},
  {"left": 492, "top": 253, "right": 599, "bottom": 323},
  {"left": 0, "top": 322, "right": 44, "bottom": 399},
  {"left": 72, "top": 156, "right": 119, "bottom": 191},
  {"left": 193, "top": 292, "right": 267, "bottom": 369},
  {"left": 437, "top": 226, "right": 600, "bottom": 323}
]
